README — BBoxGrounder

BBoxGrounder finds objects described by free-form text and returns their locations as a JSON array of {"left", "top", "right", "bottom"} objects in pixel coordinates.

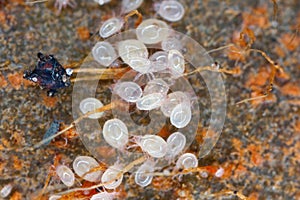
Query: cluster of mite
[{"left": 14, "top": 0, "right": 228, "bottom": 199}]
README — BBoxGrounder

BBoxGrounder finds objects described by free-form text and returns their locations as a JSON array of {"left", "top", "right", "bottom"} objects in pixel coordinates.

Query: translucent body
[
  {"left": 176, "top": 153, "right": 198, "bottom": 169},
  {"left": 118, "top": 39, "right": 148, "bottom": 64},
  {"left": 135, "top": 160, "right": 155, "bottom": 187},
  {"left": 158, "top": 0, "right": 185, "bottom": 22},
  {"left": 170, "top": 103, "right": 192, "bottom": 128},
  {"left": 73, "top": 156, "right": 102, "bottom": 182},
  {"left": 92, "top": 41, "right": 117, "bottom": 67},
  {"left": 143, "top": 78, "right": 169, "bottom": 96},
  {"left": 114, "top": 81, "right": 142, "bottom": 102},
  {"left": 136, "top": 93, "right": 165, "bottom": 110},
  {"left": 161, "top": 36, "right": 183, "bottom": 52},
  {"left": 55, "top": 165, "right": 75, "bottom": 187},
  {"left": 137, "top": 135, "right": 167, "bottom": 158},
  {"left": 99, "top": 17, "right": 123, "bottom": 38},
  {"left": 94, "top": 0, "right": 111, "bottom": 5},
  {"left": 0, "top": 184, "right": 12, "bottom": 198},
  {"left": 101, "top": 165, "right": 123, "bottom": 189},
  {"left": 103, "top": 119, "right": 128, "bottom": 150},
  {"left": 122, "top": 0, "right": 143, "bottom": 13},
  {"left": 168, "top": 49, "right": 185, "bottom": 76},
  {"left": 166, "top": 132, "right": 186, "bottom": 158},
  {"left": 90, "top": 191, "right": 115, "bottom": 200},
  {"left": 79, "top": 98, "right": 104, "bottom": 119},
  {"left": 215, "top": 167, "right": 224, "bottom": 177},
  {"left": 149, "top": 51, "right": 168, "bottom": 72},
  {"left": 136, "top": 18, "right": 169, "bottom": 44},
  {"left": 127, "top": 57, "right": 151, "bottom": 73},
  {"left": 160, "top": 91, "right": 190, "bottom": 117},
  {"left": 48, "top": 195, "right": 62, "bottom": 200}
]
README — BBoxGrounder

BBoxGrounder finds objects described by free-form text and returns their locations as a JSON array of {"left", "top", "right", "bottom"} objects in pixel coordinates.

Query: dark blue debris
[
  {"left": 23, "top": 52, "right": 72, "bottom": 96},
  {"left": 42, "top": 120, "right": 61, "bottom": 146}
]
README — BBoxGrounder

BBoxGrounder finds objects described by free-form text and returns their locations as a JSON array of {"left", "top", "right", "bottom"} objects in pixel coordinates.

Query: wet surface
[{"left": 0, "top": 0, "right": 300, "bottom": 199}]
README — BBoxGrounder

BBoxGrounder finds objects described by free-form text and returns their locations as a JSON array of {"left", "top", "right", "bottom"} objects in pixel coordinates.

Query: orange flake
[
  {"left": 0, "top": 11, "right": 6, "bottom": 24},
  {"left": 294, "top": 120, "right": 300, "bottom": 133},
  {"left": 23, "top": 79, "right": 36, "bottom": 88},
  {"left": 12, "top": 155, "right": 22, "bottom": 170},
  {"left": 42, "top": 93, "right": 58, "bottom": 108},
  {"left": 248, "top": 192, "right": 259, "bottom": 200},
  {"left": 280, "top": 82, "right": 300, "bottom": 97},
  {"left": 77, "top": 26, "right": 90, "bottom": 41},
  {"left": 0, "top": 73, "right": 8, "bottom": 88},
  {"left": 279, "top": 33, "right": 300, "bottom": 51},
  {"left": 242, "top": 7, "right": 270, "bottom": 28},
  {"left": 7, "top": 72, "right": 23, "bottom": 90},
  {"left": 9, "top": 191, "right": 22, "bottom": 200},
  {"left": 245, "top": 67, "right": 270, "bottom": 88},
  {"left": 274, "top": 45, "right": 286, "bottom": 58}
]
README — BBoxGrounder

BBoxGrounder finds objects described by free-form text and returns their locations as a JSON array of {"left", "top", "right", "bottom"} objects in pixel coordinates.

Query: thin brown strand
[
  {"left": 124, "top": 10, "right": 143, "bottom": 29},
  {"left": 271, "top": 0, "right": 278, "bottom": 22}
]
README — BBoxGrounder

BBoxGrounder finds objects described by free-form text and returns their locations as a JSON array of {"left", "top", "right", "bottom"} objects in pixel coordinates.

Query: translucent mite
[
  {"left": 143, "top": 78, "right": 169, "bottom": 96},
  {"left": 118, "top": 39, "right": 149, "bottom": 66},
  {"left": 135, "top": 160, "right": 156, "bottom": 187},
  {"left": 102, "top": 118, "right": 129, "bottom": 150},
  {"left": 121, "top": 0, "right": 143, "bottom": 13},
  {"left": 157, "top": 0, "right": 185, "bottom": 22},
  {"left": 55, "top": 165, "right": 75, "bottom": 187},
  {"left": 101, "top": 165, "right": 123, "bottom": 189},
  {"left": 114, "top": 81, "right": 143, "bottom": 103},
  {"left": 170, "top": 102, "right": 192, "bottom": 128},
  {"left": 168, "top": 49, "right": 185, "bottom": 76},
  {"left": 90, "top": 191, "right": 116, "bottom": 200},
  {"left": 136, "top": 18, "right": 169, "bottom": 44},
  {"left": 0, "top": 183, "right": 12, "bottom": 198},
  {"left": 136, "top": 93, "right": 165, "bottom": 110},
  {"left": 79, "top": 98, "right": 104, "bottom": 119},
  {"left": 160, "top": 91, "right": 190, "bottom": 117},
  {"left": 99, "top": 17, "right": 124, "bottom": 38},
  {"left": 92, "top": 41, "right": 117, "bottom": 67},
  {"left": 165, "top": 131, "right": 186, "bottom": 159},
  {"left": 136, "top": 135, "right": 168, "bottom": 158},
  {"left": 94, "top": 0, "right": 111, "bottom": 6},
  {"left": 73, "top": 156, "right": 102, "bottom": 182},
  {"left": 54, "top": 0, "right": 77, "bottom": 14},
  {"left": 176, "top": 153, "right": 198, "bottom": 170}
]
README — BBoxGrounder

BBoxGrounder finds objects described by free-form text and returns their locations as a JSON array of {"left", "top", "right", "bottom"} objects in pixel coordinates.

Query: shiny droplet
[
  {"left": 73, "top": 156, "right": 102, "bottom": 182},
  {"left": 103, "top": 118, "right": 129, "bottom": 150},
  {"left": 92, "top": 41, "right": 117, "bottom": 67}
]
